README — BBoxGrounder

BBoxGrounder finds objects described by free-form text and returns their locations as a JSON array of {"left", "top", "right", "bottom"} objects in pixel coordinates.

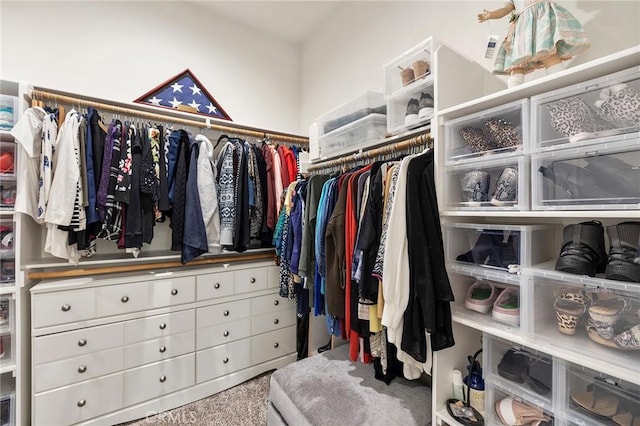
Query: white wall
[
  {"left": 300, "top": 0, "right": 640, "bottom": 132},
  {"left": 0, "top": 1, "right": 301, "bottom": 134}
]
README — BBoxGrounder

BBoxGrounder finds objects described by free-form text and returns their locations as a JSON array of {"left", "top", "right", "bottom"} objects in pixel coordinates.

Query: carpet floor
[{"left": 119, "top": 371, "right": 273, "bottom": 426}]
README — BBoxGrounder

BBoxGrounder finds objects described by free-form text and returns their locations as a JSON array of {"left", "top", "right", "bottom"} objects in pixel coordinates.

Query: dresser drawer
[
  {"left": 124, "top": 353, "right": 195, "bottom": 406},
  {"left": 251, "top": 326, "right": 296, "bottom": 365},
  {"left": 34, "top": 372, "right": 124, "bottom": 426},
  {"left": 197, "top": 271, "right": 234, "bottom": 301},
  {"left": 125, "top": 309, "right": 195, "bottom": 344},
  {"left": 196, "top": 338, "right": 252, "bottom": 383},
  {"left": 97, "top": 276, "right": 195, "bottom": 317},
  {"left": 251, "top": 293, "right": 293, "bottom": 316},
  {"left": 33, "top": 322, "right": 124, "bottom": 365},
  {"left": 125, "top": 330, "right": 195, "bottom": 369},
  {"left": 196, "top": 299, "right": 251, "bottom": 328},
  {"left": 234, "top": 267, "right": 267, "bottom": 294},
  {"left": 266, "top": 265, "right": 280, "bottom": 289},
  {"left": 251, "top": 311, "right": 297, "bottom": 335},
  {"left": 196, "top": 318, "right": 251, "bottom": 350},
  {"left": 32, "top": 289, "right": 97, "bottom": 328},
  {"left": 34, "top": 347, "right": 124, "bottom": 393}
]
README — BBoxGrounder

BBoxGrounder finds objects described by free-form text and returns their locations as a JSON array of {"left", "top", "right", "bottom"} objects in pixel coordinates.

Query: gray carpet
[{"left": 120, "top": 371, "right": 273, "bottom": 426}]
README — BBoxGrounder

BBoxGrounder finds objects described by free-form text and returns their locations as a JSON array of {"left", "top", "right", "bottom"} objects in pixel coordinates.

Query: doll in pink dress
[{"left": 478, "top": 0, "right": 590, "bottom": 88}]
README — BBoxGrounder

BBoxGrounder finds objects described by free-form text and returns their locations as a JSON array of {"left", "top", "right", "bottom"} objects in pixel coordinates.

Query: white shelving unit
[{"left": 432, "top": 45, "right": 640, "bottom": 426}]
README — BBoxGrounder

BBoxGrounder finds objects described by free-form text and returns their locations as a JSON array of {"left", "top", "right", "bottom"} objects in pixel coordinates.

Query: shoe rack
[
  {"left": 431, "top": 46, "right": 640, "bottom": 426},
  {"left": 0, "top": 80, "right": 30, "bottom": 426}
]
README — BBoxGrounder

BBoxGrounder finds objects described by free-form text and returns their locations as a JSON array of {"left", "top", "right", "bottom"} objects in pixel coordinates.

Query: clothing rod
[
  {"left": 307, "top": 131, "right": 432, "bottom": 172},
  {"left": 31, "top": 88, "right": 309, "bottom": 145}
]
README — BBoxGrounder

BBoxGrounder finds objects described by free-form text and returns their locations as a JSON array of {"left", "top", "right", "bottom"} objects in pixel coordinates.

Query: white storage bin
[
  {"left": 445, "top": 99, "right": 529, "bottom": 164},
  {"left": 386, "top": 87, "right": 434, "bottom": 136},
  {"left": 318, "top": 113, "right": 387, "bottom": 158},
  {"left": 316, "top": 91, "right": 386, "bottom": 137},
  {"left": 559, "top": 362, "right": 640, "bottom": 426},
  {"left": 444, "top": 155, "right": 529, "bottom": 211},
  {"left": 484, "top": 335, "right": 554, "bottom": 411},
  {"left": 0, "top": 390, "right": 15, "bottom": 426},
  {"left": 531, "top": 67, "right": 640, "bottom": 152},
  {"left": 531, "top": 138, "right": 640, "bottom": 210},
  {"left": 447, "top": 262, "right": 523, "bottom": 331},
  {"left": 445, "top": 224, "right": 559, "bottom": 274},
  {"left": 486, "top": 381, "right": 556, "bottom": 426},
  {"left": 0, "top": 143, "right": 15, "bottom": 178},
  {"left": 0, "top": 298, "right": 13, "bottom": 335},
  {"left": 0, "top": 95, "right": 17, "bottom": 131},
  {"left": 383, "top": 37, "right": 439, "bottom": 99},
  {"left": 525, "top": 266, "right": 640, "bottom": 374}
]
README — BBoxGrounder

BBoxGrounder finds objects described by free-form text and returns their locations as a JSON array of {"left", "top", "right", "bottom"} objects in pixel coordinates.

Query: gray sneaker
[
  {"left": 461, "top": 170, "right": 490, "bottom": 206},
  {"left": 405, "top": 98, "right": 419, "bottom": 124},
  {"left": 491, "top": 167, "right": 518, "bottom": 206},
  {"left": 418, "top": 92, "right": 434, "bottom": 119}
]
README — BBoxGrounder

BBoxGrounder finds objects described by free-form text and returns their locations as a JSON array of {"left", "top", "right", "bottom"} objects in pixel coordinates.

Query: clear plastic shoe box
[
  {"left": 531, "top": 66, "right": 640, "bottom": 153},
  {"left": 382, "top": 37, "right": 438, "bottom": 99},
  {"left": 523, "top": 266, "right": 640, "bottom": 375},
  {"left": 0, "top": 220, "right": 14, "bottom": 286},
  {"left": 386, "top": 87, "right": 435, "bottom": 136},
  {"left": 445, "top": 99, "right": 529, "bottom": 165},
  {"left": 531, "top": 138, "right": 640, "bottom": 210},
  {"left": 486, "top": 380, "right": 556, "bottom": 426},
  {"left": 558, "top": 361, "right": 640, "bottom": 426},
  {"left": 484, "top": 335, "right": 554, "bottom": 411},
  {"left": 0, "top": 381, "right": 15, "bottom": 426},
  {"left": 444, "top": 224, "right": 559, "bottom": 274},
  {"left": 0, "top": 297, "right": 14, "bottom": 368},
  {"left": 444, "top": 155, "right": 529, "bottom": 211}
]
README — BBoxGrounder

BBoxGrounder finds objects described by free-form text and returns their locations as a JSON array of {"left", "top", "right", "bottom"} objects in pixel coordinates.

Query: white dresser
[{"left": 30, "top": 260, "right": 296, "bottom": 425}]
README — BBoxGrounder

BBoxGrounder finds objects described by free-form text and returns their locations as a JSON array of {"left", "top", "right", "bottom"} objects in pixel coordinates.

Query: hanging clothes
[{"left": 195, "top": 134, "right": 221, "bottom": 254}]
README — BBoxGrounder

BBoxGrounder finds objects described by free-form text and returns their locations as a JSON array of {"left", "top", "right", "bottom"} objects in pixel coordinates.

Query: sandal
[
  {"left": 497, "top": 349, "right": 551, "bottom": 396},
  {"left": 571, "top": 383, "right": 620, "bottom": 419},
  {"left": 554, "top": 291, "right": 591, "bottom": 335},
  {"left": 494, "top": 397, "right": 551, "bottom": 426},
  {"left": 588, "top": 297, "right": 632, "bottom": 339},
  {"left": 613, "top": 405, "right": 640, "bottom": 426}
]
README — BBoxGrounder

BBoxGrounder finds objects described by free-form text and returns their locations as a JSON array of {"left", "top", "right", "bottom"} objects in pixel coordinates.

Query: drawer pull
[
  {"left": 77, "top": 365, "right": 87, "bottom": 373},
  {"left": 214, "top": 283, "right": 220, "bottom": 289},
  {"left": 250, "top": 277, "right": 256, "bottom": 283},
  {"left": 223, "top": 357, "right": 229, "bottom": 364},
  {"left": 171, "top": 289, "right": 178, "bottom": 296},
  {"left": 273, "top": 318, "right": 279, "bottom": 325},
  {"left": 223, "top": 310, "right": 229, "bottom": 317},
  {"left": 78, "top": 339, "right": 87, "bottom": 347},
  {"left": 61, "top": 304, "right": 71, "bottom": 312},
  {"left": 159, "top": 323, "right": 167, "bottom": 330},
  {"left": 273, "top": 342, "right": 279, "bottom": 349},
  {"left": 159, "top": 375, "right": 167, "bottom": 383},
  {"left": 159, "top": 346, "right": 167, "bottom": 353},
  {"left": 274, "top": 300, "right": 279, "bottom": 306},
  {"left": 77, "top": 399, "right": 86, "bottom": 408},
  {"left": 223, "top": 330, "right": 229, "bottom": 337},
  {"left": 121, "top": 296, "right": 129, "bottom": 303}
]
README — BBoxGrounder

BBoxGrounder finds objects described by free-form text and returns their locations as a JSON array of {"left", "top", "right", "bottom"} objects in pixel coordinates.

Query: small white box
[
  {"left": 444, "top": 155, "right": 529, "bottom": 211},
  {"left": 531, "top": 138, "right": 640, "bottom": 210},
  {"left": 524, "top": 266, "right": 640, "bottom": 374},
  {"left": 318, "top": 113, "right": 387, "bottom": 159},
  {"left": 444, "top": 223, "right": 559, "bottom": 274},
  {"left": 531, "top": 66, "right": 640, "bottom": 153},
  {"left": 484, "top": 335, "right": 554, "bottom": 411},
  {"left": 445, "top": 99, "right": 529, "bottom": 165}
]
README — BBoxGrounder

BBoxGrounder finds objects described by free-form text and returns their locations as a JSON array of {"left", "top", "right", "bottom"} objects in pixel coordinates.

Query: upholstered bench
[{"left": 267, "top": 344, "right": 433, "bottom": 425}]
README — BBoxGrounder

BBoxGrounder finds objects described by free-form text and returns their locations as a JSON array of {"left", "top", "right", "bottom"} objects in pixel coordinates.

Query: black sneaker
[
  {"left": 418, "top": 92, "right": 434, "bottom": 119},
  {"left": 555, "top": 221, "right": 607, "bottom": 277},
  {"left": 404, "top": 98, "right": 419, "bottom": 125},
  {"left": 605, "top": 222, "right": 640, "bottom": 282}
]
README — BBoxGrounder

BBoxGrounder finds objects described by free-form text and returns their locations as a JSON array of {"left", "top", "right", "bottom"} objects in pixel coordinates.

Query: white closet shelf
[
  {"left": 0, "top": 363, "right": 16, "bottom": 376},
  {"left": 440, "top": 210, "right": 640, "bottom": 219},
  {"left": 0, "top": 286, "right": 15, "bottom": 296},
  {"left": 0, "top": 130, "right": 14, "bottom": 141}
]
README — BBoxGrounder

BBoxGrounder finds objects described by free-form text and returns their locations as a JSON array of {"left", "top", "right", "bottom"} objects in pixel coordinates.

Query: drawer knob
[
  {"left": 77, "top": 399, "right": 86, "bottom": 407},
  {"left": 171, "top": 289, "right": 178, "bottom": 296},
  {"left": 273, "top": 342, "right": 279, "bottom": 349},
  {"left": 78, "top": 339, "right": 87, "bottom": 347},
  {"left": 214, "top": 283, "right": 220, "bottom": 289},
  {"left": 159, "top": 346, "right": 167, "bottom": 353},
  {"left": 159, "top": 323, "right": 167, "bottom": 330},
  {"left": 250, "top": 277, "right": 256, "bottom": 283},
  {"left": 121, "top": 296, "right": 129, "bottom": 303},
  {"left": 223, "top": 357, "right": 229, "bottom": 364},
  {"left": 223, "top": 330, "right": 229, "bottom": 337},
  {"left": 159, "top": 375, "right": 167, "bottom": 383},
  {"left": 61, "top": 304, "right": 71, "bottom": 312},
  {"left": 274, "top": 300, "right": 279, "bottom": 306},
  {"left": 273, "top": 318, "right": 279, "bottom": 325},
  {"left": 77, "top": 365, "right": 87, "bottom": 373},
  {"left": 223, "top": 310, "right": 229, "bottom": 317}
]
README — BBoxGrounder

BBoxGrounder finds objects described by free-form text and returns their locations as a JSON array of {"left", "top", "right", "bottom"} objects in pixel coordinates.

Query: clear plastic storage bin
[
  {"left": 318, "top": 113, "right": 387, "bottom": 158},
  {"left": 0, "top": 390, "right": 15, "bottom": 426},
  {"left": 445, "top": 224, "right": 559, "bottom": 274},
  {"left": 524, "top": 266, "right": 640, "bottom": 374},
  {"left": 531, "top": 66, "right": 640, "bottom": 152},
  {"left": 560, "top": 362, "right": 640, "bottom": 426},
  {"left": 386, "top": 87, "right": 435, "bottom": 136},
  {"left": 531, "top": 138, "right": 640, "bottom": 210},
  {"left": 444, "top": 155, "right": 529, "bottom": 211},
  {"left": 0, "top": 95, "right": 18, "bottom": 132},
  {"left": 486, "top": 381, "right": 556, "bottom": 426},
  {"left": 382, "top": 37, "right": 438, "bottom": 99},
  {"left": 445, "top": 99, "right": 529, "bottom": 164},
  {"left": 0, "top": 143, "right": 15, "bottom": 178},
  {"left": 315, "top": 91, "right": 386, "bottom": 137},
  {"left": 484, "top": 335, "right": 554, "bottom": 411}
]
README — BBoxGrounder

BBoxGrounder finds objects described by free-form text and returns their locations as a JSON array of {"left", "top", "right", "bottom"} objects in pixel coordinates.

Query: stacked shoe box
[{"left": 382, "top": 37, "right": 438, "bottom": 135}]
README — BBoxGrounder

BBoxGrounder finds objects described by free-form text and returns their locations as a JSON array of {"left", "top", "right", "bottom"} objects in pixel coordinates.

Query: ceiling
[{"left": 191, "top": 1, "right": 342, "bottom": 44}]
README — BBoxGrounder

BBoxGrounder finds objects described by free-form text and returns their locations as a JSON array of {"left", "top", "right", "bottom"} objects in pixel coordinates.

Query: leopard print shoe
[
  {"left": 546, "top": 97, "right": 599, "bottom": 143},
  {"left": 554, "top": 291, "right": 591, "bottom": 335}
]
